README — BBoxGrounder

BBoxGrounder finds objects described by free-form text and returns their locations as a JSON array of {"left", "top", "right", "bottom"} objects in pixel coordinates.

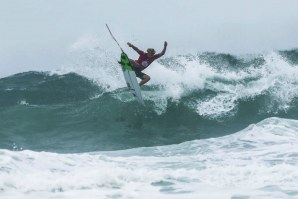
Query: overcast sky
[{"left": 1, "top": 0, "right": 298, "bottom": 76}]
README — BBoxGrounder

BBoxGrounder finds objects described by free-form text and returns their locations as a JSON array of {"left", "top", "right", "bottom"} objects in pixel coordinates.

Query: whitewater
[{"left": 1, "top": 42, "right": 298, "bottom": 198}]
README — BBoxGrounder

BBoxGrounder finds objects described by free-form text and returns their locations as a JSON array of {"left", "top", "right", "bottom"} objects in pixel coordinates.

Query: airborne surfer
[
  {"left": 106, "top": 23, "right": 166, "bottom": 104},
  {"left": 127, "top": 41, "right": 167, "bottom": 85}
]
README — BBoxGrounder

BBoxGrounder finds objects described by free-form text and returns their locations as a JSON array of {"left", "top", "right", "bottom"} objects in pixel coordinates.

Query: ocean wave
[
  {"left": 1, "top": 50, "right": 298, "bottom": 115},
  {"left": 0, "top": 72, "right": 102, "bottom": 106},
  {"left": 1, "top": 50, "right": 298, "bottom": 152},
  {"left": 0, "top": 117, "right": 297, "bottom": 199}
]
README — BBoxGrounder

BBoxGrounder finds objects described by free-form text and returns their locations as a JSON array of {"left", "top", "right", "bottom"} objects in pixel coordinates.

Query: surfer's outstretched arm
[
  {"left": 159, "top": 41, "right": 167, "bottom": 56},
  {"left": 154, "top": 41, "right": 168, "bottom": 59},
  {"left": 127, "top": 42, "right": 142, "bottom": 55}
]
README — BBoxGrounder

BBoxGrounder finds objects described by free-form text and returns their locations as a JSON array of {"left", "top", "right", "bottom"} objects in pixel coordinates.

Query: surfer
[{"left": 127, "top": 41, "right": 167, "bottom": 85}]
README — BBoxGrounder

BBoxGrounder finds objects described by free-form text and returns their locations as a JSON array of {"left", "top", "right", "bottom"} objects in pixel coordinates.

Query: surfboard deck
[{"left": 119, "top": 52, "right": 144, "bottom": 105}]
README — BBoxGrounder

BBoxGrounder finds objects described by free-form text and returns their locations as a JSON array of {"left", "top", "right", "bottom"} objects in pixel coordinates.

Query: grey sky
[{"left": 1, "top": 0, "right": 298, "bottom": 76}]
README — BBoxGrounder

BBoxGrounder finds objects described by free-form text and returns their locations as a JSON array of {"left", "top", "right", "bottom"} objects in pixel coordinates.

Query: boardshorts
[
  {"left": 132, "top": 67, "right": 146, "bottom": 79},
  {"left": 129, "top": 59, "right": 146, "bottom": 80}
]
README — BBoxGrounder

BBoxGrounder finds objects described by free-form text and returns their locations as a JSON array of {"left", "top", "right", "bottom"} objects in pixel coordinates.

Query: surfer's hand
[
  {"left": 164, "top": 41, "right": 167, "bottom": 47},
  {"left": 127, "top": 42, "right": 133, "bottom": 47}
]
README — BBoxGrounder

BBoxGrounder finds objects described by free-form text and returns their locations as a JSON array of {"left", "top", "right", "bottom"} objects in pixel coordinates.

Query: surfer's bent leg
[
  {"left": 129, "top": 59, "right": 150, "bottom": 85},
  {"left": 139, "top": 74, "right": 150, "bottom": 86},
  {"left": 135, "top": 70, "right": 150, "bottom": 85}
]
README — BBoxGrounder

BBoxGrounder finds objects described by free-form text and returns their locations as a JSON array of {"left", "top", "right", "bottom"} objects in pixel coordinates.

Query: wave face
[
  {"left": 1, "top": 117, "right": 298, "bottom": 198},
  {"left": 1, "top": 47, "right": 298, "bottom": 199},
  {"left": 1, "top": 50, "right": 298, "bottom": 152}
]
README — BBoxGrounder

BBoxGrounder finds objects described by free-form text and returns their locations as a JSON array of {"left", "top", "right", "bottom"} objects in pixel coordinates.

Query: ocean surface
[{"left": 1, "top": 49, "right": 298, "bottom": 199}]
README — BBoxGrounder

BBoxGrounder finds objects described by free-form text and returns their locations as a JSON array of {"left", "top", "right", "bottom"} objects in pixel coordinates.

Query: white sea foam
[
  {"left": 18, "top": 100, "right": 29, "bottom": 106},
  {"left": 195, "top": 52, "right": 298, "bottom": 119},
  {"left": 53, "top": 37, "right": 298, "bottom": 116},
  {"left": 53, "top": 35, "right": 125, "bottom": 92},
  {"left": 0, "top": 117, "right": 298, "bottom": 199}
]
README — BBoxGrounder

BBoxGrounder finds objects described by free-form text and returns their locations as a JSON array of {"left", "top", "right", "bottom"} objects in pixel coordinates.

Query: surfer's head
[{"left": 147, "top": 48, "right": 156, "bottom": 57}]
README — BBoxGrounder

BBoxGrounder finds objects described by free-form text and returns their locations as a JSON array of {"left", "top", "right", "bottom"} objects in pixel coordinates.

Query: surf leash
[{"left": 106, "top": 24, "right": 125, "bottom": 53}]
